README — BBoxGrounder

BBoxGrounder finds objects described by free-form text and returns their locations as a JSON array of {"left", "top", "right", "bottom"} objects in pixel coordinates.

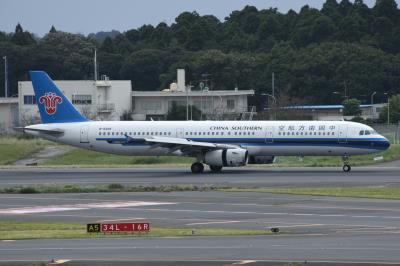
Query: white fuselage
[{"left": 25, "top": 120, "right": 390, "bottom": 158}]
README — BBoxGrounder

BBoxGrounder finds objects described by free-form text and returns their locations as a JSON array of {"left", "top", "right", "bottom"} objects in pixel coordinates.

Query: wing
[{"left": 124, "top": 135, "right": 239, "bottom": 155}]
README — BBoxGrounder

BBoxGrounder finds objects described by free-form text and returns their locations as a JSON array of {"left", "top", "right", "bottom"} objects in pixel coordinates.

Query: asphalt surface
[
  {"left": 1, "top": 166, "right": 400, "bottom": 264},
  {"left": 0, "top": 166, "right": 399, "bottom": 188}
]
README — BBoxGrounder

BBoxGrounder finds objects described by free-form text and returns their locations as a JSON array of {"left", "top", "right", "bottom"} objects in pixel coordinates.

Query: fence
[{"left": 371, "top": 123, "right": 400, "bottom": 144}]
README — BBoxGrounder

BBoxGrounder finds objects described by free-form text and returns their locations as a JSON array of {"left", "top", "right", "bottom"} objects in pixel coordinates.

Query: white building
[
  {"left": 18, "top": 77, "right": 132, "bottom": 125},
  {"left": 132, "top": 89, "right": 254, "bottom": 120},
  {"left": 132, "top": 69, "right": 254, "bottom": 120},
  {"left": 0, "top": 98, "right": 19, "bottom": 133},
  {"left": 282, "top": 104, "right": 387, "bottom": 121}
]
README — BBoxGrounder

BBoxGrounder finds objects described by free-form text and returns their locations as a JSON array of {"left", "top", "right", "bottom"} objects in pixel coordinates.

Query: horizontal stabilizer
[{"left": 14, "top": 127, "right": 64, "bottom": 135}]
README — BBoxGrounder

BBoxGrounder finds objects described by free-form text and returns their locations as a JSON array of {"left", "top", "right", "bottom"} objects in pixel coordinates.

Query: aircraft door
[
  {"left": 176, "top": 128, "right": 185, "bottom": 139},
  {"left": 265, "top": 126, "right": 274, "bottom": 144},
  {"left": 80, "top": 125, "right": 90, "bottom": 143},
  {"left": 338, "top": 124, "right": 347, "bottom": 143}
]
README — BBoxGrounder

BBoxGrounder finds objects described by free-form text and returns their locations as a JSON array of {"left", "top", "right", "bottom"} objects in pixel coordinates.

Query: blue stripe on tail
[{"left": 29, "top": 71, "right": 89, "bottom": 123}]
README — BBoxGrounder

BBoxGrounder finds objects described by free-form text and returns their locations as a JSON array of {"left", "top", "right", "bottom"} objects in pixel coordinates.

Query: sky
[{"left": 0, "top": 0, "right": 394, "bottom": 37}]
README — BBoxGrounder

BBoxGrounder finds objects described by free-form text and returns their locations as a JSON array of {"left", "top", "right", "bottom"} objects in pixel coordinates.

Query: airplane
[{"left": 19, "top": 71, "right": 390, "bottom": 173}]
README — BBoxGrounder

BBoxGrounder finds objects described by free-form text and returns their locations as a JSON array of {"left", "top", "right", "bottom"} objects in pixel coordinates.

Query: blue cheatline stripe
[{"left": 95, "top": 137, "right": 389, "bottom": 150}]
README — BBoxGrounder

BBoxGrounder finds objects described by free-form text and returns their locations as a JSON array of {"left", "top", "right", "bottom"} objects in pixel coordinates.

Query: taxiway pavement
[
  {"left": 0, "top": 166, "right": 399, "bottom": 188},
  {"left": 1, "top": 166, "right": 400, "bottom": 263}
]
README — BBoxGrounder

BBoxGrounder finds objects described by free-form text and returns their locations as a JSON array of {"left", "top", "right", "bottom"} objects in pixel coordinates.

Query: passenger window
[{"left": 228, "top": 132, "right": 231, "bottom": 135}]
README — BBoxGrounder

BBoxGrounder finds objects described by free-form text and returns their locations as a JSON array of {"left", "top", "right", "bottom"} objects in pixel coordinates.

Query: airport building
[
  {"left": 282, "top": 104, "right": 386, "bottom": 121},
  {"left": 18, "top": 77, "right": 132, "bottom": 125},
  {"left": 0, "top": 97, "right": 19, "bottom": 133},
  {"left": 16, "top": 69, "right": 255, "bottom": 125}
]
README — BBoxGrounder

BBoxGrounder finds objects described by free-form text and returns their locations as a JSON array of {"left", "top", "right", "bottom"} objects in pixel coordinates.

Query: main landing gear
[
  {"left": 191, "top": 162, "right": 204, "bottom": 174},
  {"left": 190, "top": 163, "right": 223, "bottom": 173},
  {"left": 342, "top": 156, "right": 351, "bottom": 172}
]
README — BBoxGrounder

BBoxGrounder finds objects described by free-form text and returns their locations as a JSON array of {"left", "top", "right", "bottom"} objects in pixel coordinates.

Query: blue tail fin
[{"left": 29, "top": 71, "right": 88, "bottom": 123}]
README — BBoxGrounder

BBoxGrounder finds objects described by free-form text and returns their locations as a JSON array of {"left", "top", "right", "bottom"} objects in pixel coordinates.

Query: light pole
[
  {"left": 370, "top": 91, "right": 376, "bottom": 119},
  {"left": 385, "top": 92, "right": 390, "bottom": 125},
  {"left": 261, "top": 93, "right": 277, "bottom": 120},
  {"left": 3, "top": 56, "right": 8, "bottom": 98}
]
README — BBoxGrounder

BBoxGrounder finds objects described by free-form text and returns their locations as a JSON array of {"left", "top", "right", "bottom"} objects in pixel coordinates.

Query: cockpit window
[
  {"left": 365, "top": 130, "right": 371, "bottom": 135},
  {"left": 359, "top": 130, "right": 364, "bottom": 135}
]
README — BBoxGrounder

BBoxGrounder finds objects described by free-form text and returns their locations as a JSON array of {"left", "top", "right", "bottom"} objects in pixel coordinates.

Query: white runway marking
[
  {"left": 186, "top": 220, "right": 242, "bottom": 226},
  {"left": 0, "top": 201, "right": 175, "bottom": 214}
]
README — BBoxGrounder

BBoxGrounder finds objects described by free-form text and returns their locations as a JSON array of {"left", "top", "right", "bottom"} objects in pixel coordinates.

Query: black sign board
[{"left": 87, "top": 223, "right": 101, "bottom": 233}]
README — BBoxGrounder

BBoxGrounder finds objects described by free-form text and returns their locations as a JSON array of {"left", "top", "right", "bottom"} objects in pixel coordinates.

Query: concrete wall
[{"left": 0, "top": 98, "right": 19, "bottom": 133}]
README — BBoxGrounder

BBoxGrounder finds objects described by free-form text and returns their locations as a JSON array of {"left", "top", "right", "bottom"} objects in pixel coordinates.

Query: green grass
[
  {"left": 274, "top": 144, "right": 400, "bottom": 167},
  {"left": 0, "top": 221, "right": 270, "bottom": 240},
  {"left": 219, "top": 187, "right": 400, "bottom": 200},
  {"left": 43, "top": 148, "right": 194, "bottom": 166},
  {"left": 0, "top": 184, "right": 213, "bottom": 194},
  {"left": 0, "top": 136, "right": 50, "bottom": 165}
]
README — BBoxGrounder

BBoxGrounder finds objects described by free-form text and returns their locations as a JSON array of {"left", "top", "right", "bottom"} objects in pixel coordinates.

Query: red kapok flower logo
[{"left": 39, "top": 92, "right": 62, "bottom": 115}]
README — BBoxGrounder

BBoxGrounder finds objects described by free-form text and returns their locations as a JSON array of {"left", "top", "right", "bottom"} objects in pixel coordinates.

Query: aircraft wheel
[
  {"left": 209, "top": 165, "right": 223, "bottom": 173},
  {"left": 191, "top": 162, "right": 204, "bottom": 174},
  {"left": 342, "top": 164, "right": 351, "bottom": 172}
]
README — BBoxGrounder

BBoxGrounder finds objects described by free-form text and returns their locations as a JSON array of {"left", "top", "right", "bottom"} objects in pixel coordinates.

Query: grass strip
[
  {"left": 219, "top": 187, "right": 400, "bottom": 200},
  {"left": 0, "top": 221, "right": 270, "bottom": 240},
  {"left": 0, "top": 184, "right": 220, "bottom": 194},
  {"left": 0, "top": 137, "right": 51, "bottom": 165},
  {"left": 3, "top": 184, "right": 400, "bottom": 200}
]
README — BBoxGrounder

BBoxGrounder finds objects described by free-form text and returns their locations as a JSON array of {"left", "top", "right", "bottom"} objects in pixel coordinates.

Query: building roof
[
  {"left": 0, "top": 97, "right": 19, "bottom": 104},
  {"left": 132, "top": 90, "right": 254, "bottom": 97},
  {"left": 283, "top": 104, "right": 379, "bottom": 110}
]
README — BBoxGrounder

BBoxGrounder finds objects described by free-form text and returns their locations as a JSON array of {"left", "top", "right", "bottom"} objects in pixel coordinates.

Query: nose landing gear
[{"left": 342, "top": 156, "right": 351, "bottom": 172}]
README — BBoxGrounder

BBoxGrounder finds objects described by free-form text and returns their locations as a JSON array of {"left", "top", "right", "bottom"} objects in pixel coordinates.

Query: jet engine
[{"left": 204, "top": 148, "right": 248, "bottom": 167}]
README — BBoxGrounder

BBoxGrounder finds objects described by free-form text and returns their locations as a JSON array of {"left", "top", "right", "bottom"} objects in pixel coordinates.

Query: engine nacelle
[
  {"left": 248, "top": 155, "right": 275, "bottom": 164},
  {"left": 204, "top": 148, "right": 248, "bottom": 167}
]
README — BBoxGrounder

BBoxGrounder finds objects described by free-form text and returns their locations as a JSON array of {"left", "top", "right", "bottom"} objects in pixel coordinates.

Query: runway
[
  {"left": 1, "top": 166, "right": 400, "bottom": 263},
  {"left": 0, "top": 166, "right": 399, "bottom": 188}
]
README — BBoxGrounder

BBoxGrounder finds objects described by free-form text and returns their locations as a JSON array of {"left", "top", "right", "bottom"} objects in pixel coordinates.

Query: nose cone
[{"left": 381, "top": 136, "right": 391, "bottom": 150}]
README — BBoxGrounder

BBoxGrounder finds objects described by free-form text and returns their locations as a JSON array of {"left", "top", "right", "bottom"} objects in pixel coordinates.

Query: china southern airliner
[{"left": 20, "top": 71, "right": 390, "bottom": 173}]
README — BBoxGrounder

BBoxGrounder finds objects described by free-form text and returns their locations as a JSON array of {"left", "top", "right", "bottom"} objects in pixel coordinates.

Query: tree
[
  {"left": 166, "top": 102, "right": 202, "bottom": 120},
  {"left": 49, "top": 25, "right": 57, "bottom": 33},
  {"left": 119, "top": 49, "right": 169, "bottom": 90},
  {"left": 379, "top": 94, "right": 400, "bottom": 123},
  {"left": 10, "top": 23, "right": 36, "bottom": 46},
  {"left": 342, "top": 98, "right": 361, "bottom": 116}
]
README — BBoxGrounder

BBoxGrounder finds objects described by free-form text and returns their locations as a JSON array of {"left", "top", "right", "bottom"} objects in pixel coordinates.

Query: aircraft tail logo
[
  {"left": 39, "top": 92, "right": 63, "bottom": 115},
  {"left": 29, "top": 71, "right": 89, "bottom": 123}
]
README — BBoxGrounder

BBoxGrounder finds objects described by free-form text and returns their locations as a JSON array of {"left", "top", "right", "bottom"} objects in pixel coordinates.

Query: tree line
[{"left": 1, "top": 0, "right": 400, "bottom": 113}]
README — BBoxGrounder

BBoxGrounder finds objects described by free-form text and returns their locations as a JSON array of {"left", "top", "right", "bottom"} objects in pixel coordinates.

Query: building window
[
  {"left": 227, "top": 99, "right": 235, "bottom": 110},
  {"left": 24, "top": 95, "right": 36, "bottom": 105},
  {"left": 168, "top": 101, "right": 186, "bottom": 110},
  {"left": 141, "top": 100, "right": 161, "bottom": 110},
  {"left": 72, "top": 95, "right": 92, "bottom": 105}
]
